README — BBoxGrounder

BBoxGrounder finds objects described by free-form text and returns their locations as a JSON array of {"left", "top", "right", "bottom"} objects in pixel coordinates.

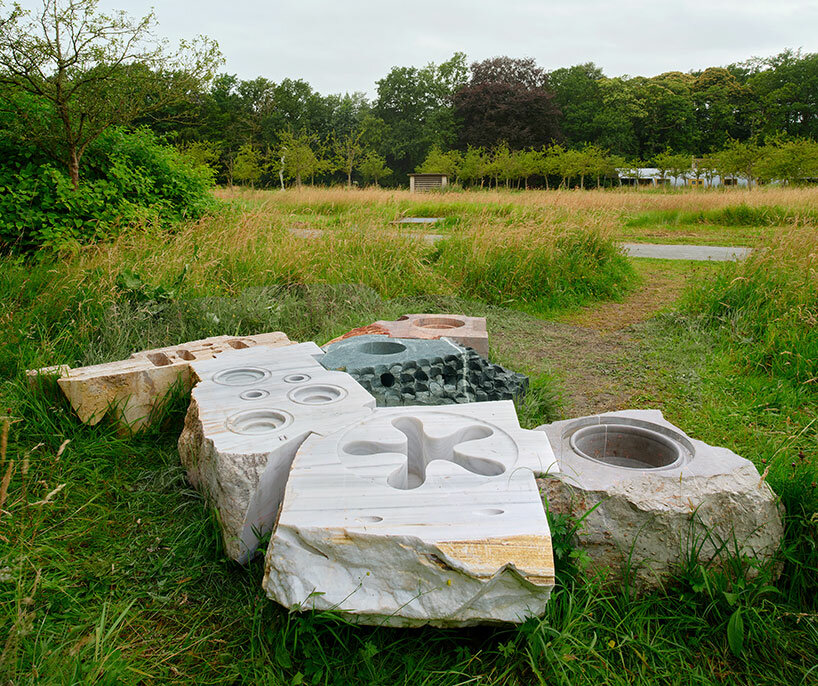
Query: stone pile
[{"left": 32, "top": 316, "right": 784, "bottom": 625}]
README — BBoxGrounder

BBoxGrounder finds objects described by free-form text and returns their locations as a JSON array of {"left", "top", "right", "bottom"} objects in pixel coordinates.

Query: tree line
[
  {"left": 160, "top": 51, "right": 818, "bottom": 187},
  {"left": 2, "top": 0, "right": 818, "bottom": 195}
]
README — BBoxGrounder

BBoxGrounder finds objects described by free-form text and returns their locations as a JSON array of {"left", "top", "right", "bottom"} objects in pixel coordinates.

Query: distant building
[
  {"left": 409, "top": 173, "right": 449, "bottom": 193},
  {"left": 617, "top": 166, "right": 748, "bottom": 188}
]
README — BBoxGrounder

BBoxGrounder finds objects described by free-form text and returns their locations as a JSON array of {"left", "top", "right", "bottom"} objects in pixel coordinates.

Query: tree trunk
[
  {"left": 69, "top": 147, "right": 81, "bottom": 191},
  {"left": 347, "top": 168, "right": 352, "bottom": 188}
]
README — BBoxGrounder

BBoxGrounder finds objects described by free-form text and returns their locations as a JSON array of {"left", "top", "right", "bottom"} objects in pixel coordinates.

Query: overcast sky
[{"left": 16, "top": 0, "right": 818, "bottom": 96}]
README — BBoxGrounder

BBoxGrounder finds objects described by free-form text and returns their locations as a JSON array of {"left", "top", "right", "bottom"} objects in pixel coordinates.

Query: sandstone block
[{"left": 52, "top": 332, "right": 292, "bottom": 432}]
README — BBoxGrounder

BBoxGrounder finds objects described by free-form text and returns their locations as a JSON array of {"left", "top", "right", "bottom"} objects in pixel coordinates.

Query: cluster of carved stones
[{"left": 324, "top": 342, "right": 528, "bottom": 408}]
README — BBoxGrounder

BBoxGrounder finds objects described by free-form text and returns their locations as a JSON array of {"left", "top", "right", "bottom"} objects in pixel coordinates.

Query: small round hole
[
  {"left": 475, "top": 508, "right": 504, "bottom": 516},
  {"left": 357, "top": 516, "right": 383, "bottom": 523},
  {"left": 414, "top": 317, "right": 466, "bottom": 330},
  {"left": 283, "top": 373, "right": 311, "bottom": 384},
  {"left": 239, "top": 389, "right": 269, "bottom": 401},
  {"left": 380, "top": 372, "right": 395, "bottom": 387}
]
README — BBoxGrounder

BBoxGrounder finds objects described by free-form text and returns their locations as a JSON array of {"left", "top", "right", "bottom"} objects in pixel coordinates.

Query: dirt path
[{"left": 491, "top": 261, "right": 706, "bottom": 417}]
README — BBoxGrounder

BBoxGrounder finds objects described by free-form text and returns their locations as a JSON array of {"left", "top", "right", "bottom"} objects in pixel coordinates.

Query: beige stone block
[{"left": 51, "top": 332, "right": 293, "bottom": 432}]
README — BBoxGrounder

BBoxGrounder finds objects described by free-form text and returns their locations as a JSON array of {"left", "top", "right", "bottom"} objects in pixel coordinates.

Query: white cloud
[{"left": 13, "top": 0, "right": 818, "bottom": 95}]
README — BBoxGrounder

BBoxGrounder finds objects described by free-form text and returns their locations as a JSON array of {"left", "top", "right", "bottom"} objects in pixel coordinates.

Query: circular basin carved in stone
[
  {"left": 213, "top": 367, "right": 272, "bottom": 386},
  {"left": 358, "top": 340, "right": 407, "bottom": 355},
  {"left": 570, "top": 424, "right": 683, "bottom": 470},
  {"left": 226, "top": 408, "right": 292, "bottom": 435},
  {"left": 413, "top": 317, "right": 466, "bottom": 330},
  {"left": 288, "top": 384, "right": 348, "bottom": 406}
]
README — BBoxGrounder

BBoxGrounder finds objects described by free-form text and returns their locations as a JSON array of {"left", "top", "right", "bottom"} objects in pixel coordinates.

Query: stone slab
[
  {"left": 622, "top": 243, "right": 751, "bottom": 261},
  {"left": 53, "top": 332, "right": 293, "bottom": 432},
  {"left": 263, "top": 401, "right": 559, "bottom": 627},
  {"left": 327, "top": 314, "right": 489, "bottom": 358},
  {"left": 178, "top": 343, "right": 376, "bottom": 562},
  {"left": 320, "top": 335, "right": 527, "bottom": 407},
  {"left": 537, "top": 410, "right": 784, "bottom": 590}
]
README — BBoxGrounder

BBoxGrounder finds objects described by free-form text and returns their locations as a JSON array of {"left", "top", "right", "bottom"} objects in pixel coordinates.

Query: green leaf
[
  {"left": 727, "top": 608, "right": 744, "bottom": 658},
  {"left": 723, "top": 591, "right": 739, "bottom": 606}
]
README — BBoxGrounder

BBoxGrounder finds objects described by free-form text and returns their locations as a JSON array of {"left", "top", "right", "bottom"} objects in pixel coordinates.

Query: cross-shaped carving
[{"left": 344, "top": 416, "right": 505, "bottom": 489}]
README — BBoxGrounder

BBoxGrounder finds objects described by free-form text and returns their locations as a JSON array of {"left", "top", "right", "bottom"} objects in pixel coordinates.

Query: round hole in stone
[
  {"left": 288, "top": 384, "right": 347, "bottom": 405},
  {"left": 570, "top": 424, "right": 683, "bottom": 470},
  {"left": 239, "top": 389, "right": 269, "bottom": 401},
  {"left": 475, "top": 508, "right": 504, "bottom": 516},
  {"left": 226, "top": 409, "right": 292, "bottom": 435},
  {"left": 414, "top": 317, "right": 466, "bottom": 330},
  {"left": 283, "top": 373, "right": 311, "bottom": 384},
  {"left": 357, "top": 515, "right": 383, "bottom": 523},
  {"left": 358, "top": 340, "right": 407, "bottom": 355},
  {"left": 213, "top": 367, "right": 272, "bottom": 386},
  {"left": 380, "top": 372, "right": 395, "bottom": 387}
]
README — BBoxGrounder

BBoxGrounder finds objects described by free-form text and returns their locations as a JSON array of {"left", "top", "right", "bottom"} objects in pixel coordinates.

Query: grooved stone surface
[
  {"left": 178, "top": 343, "right": 376, "bottom": 563},
  {"left": 537, "top": 410, "right": 784, "bottom": 590},
  {"left": 263, "top": 401, "right": 559, "bottom": 627},
  {"left": 53, "top": 332, "right": 293, "bottom": 432},
  {"left": 321, "top": 335, "right": 527, "bottom": 407}
]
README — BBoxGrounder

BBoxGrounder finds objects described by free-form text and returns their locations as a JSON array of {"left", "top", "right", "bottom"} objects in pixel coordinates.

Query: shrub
[{"left": 0, "top": 127, "right": 215, "bottom": 252}]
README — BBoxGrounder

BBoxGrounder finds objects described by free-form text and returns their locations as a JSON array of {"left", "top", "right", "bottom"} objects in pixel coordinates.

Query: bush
[{"left": 0, "top": 127, "right": 215, "bottom": 252}]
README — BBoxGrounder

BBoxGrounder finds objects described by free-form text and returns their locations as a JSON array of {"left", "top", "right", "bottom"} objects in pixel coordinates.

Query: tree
[
  {"left": 278, "top": 130, "right": 325, "bottom": 187},
  {"left": 712, "top": 139, "right": 763, "bottom": 188},
  {"left": 375, "top": 53, "right": 468, "bottom": 176},
  {"left": 0, "top": 0, "right": 221, "bottom": 189},
  {"left": 332, "top": 130, "right": 363, "bottom": 187},
  {"left": 755, "top": 138, "right": 818, "bottom": 185},
  {"left": 454, "top": 57, "right": 562, "bottom": 151},
  {"left": 654, "top": 150, "right": 692, "bottom": 185},
  {"left": 416, "top": 146, "right": 461, "bottom": 179},
  {"left": 232, "top": 144, "right": 263, "bottom": 187},
  {"left": 358, "top": 151, "right": 392, "bottom": 186}
]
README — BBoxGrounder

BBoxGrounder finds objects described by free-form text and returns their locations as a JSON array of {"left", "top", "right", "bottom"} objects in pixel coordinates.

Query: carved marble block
[
  {"left": 178, "top": 343, "right": 376, "bottom": 563},
  {"left": 263, "top": 401, "right": 559, "bottom": 627}
]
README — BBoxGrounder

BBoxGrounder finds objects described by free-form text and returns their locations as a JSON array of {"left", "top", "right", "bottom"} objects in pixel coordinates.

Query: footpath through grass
[{"left": 1, "top": 190, "right": 817, "bottom": 684}]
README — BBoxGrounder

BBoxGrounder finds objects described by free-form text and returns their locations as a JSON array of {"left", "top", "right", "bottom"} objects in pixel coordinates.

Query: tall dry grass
[
  {"left": 217, "top": 184, "right": 818, "bottom": 216},
  {"left": 685, "top": 223, "right": 818, "bottom": 387}
]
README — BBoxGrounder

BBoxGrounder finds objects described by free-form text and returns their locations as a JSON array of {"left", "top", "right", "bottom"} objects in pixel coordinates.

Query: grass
[
  {"left": 220, "top": 185, "right": 818, "bottom": 248},
  {"left": 2, "top": 187, "right": 818, "bottom": 684}
]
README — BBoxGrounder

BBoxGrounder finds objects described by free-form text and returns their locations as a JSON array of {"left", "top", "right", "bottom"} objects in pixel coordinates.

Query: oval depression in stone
[{"left": 213, "top": 367, "right": 272, "bottom": 386}]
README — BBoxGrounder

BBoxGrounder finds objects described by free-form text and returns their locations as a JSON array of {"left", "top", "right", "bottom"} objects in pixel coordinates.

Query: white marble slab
[
  {"left": 178, "top": 343, "right": 376, "bottom": 562},
  {"left": 263, "top": 401, "right": 559, "bottom": 627}
]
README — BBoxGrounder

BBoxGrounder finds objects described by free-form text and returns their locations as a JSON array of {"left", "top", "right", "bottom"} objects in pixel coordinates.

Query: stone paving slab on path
[
  {"left": 621, "top": 243, "right": 751, "bottom": 261},
  {"left": 287, "top": 227, "right": 751, "bottom": 261}
]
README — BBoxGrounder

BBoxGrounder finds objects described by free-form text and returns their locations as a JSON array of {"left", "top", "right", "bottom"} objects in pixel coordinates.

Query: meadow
[{"left": 1, "top": 186, "right": 816, "bottom": 685}]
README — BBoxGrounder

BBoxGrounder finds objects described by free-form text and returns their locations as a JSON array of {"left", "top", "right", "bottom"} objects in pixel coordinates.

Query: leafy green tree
[
  {"left": 278, "top": 130, "right": 325, "bottom": 186},
  {"left": 375, "top": 53, "right": 467, "bottom": 176},
  {"left": 358, "top": 151, "right": 392, "bottom": 186},
  {"left": 756, "top": 138, "right": 818, "bottom": 184},
  {"left": 0, "top": 0, "right": 220, "bottom": 189},
  {"left": 332, "top": 130, "right": 363, "bottom": 187},
  {"left": 548, "top": 63, "right": 606, "bottom": 147},
  {"left": 459, "top": 146, "right": 489, "bottom": 187},
  {"left": 417, "top": 146, "right": 461, "bottom": 179},
  {"left": 712, "top": 139, "right": 763, "bottom": 188},
  {"left": 232, "top": 144, "right": 263, "bottom": 187},
  {"left": 654, "top": 150, "right": 692, "bottom": 184}
]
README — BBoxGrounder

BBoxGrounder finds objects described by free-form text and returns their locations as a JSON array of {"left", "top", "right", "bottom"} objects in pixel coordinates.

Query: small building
[
  {"left": 617, "top": 167, "right": 748, "bottom": 188},
  {"left": 409, "top": 173, "right": 448, "bottom": 193}
]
